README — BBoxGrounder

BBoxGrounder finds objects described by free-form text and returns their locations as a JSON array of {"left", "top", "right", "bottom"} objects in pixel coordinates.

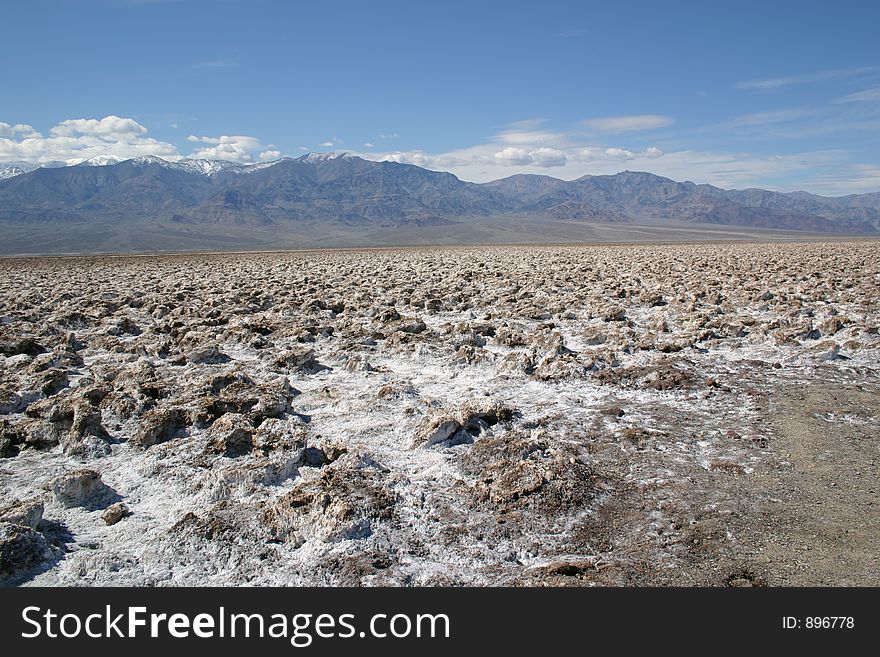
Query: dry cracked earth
[{"left": 1, "top": 241, "right": 878, "bottom": 587}]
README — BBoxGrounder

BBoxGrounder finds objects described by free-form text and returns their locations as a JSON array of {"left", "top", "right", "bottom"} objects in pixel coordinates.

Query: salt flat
[{"left": 1, "top": 241, "right": 878, "bottom": 586}]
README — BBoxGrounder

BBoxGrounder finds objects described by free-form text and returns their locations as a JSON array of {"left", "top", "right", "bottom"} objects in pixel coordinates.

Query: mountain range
[{"left": 0, "top": 153, "right": 878, "bottom": 254}]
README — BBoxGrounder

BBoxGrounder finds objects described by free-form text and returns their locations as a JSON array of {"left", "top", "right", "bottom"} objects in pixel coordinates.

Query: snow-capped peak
[
  {"left": 172, "top": 157, "right": 292, "bottom": 176},
  {"left": 297, "top": 152, "right": 353, "bottom": 164},
  {"left": 173, "top": 158, "right": 243, "bottom": 176},
  {"left": 0, "top": 161, "right": 40, "bottom": 180},
  {"left": 0, "top": 154, "right": 296, "bottom": 181},
  {"left": 130, "top": 155, "right": 172, "bottom": 167},
  {"left": 73, "top": 155, "right": 123, "bottom": 167}
]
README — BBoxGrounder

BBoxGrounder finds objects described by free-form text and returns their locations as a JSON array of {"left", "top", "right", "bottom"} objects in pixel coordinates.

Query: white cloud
[
  {"left": 725, "top": 108, "right": 812, "bottom": 128},
  {"left": 376, "top": 150, "right": 469, "bottom": 170},
  {"left": 318, "top": 137, "right": 343, "bottom": 148},
  {"left": 529, "top": 147, "right": 567, "bottom": 167},
  {"left": 50, "top": 115, "right": 147, "bottom": 138},
  {"left": 367, "top": 142, "right": 664, "bottom": 176},
  {"left": 493, "top": 147, "right": 532, "bottom": 165},
  {"left": 187, "top": 134, "right": 271, "bottom": 162},
  {"left": 571, "top": 147, "right": 663, "bottom": 162},
  {"left": 737, "top": 65, "right": 879, "bottom": 91},
  {"left": 379, "top": 151, "right": 414, "bottom": 164},
  {"left": 359, "top": 119, "right": 672, "bottom": 179},
  {"left": 0, "top": 115, "right": 178, "bottom": 164},
  {"left": 0, "top": 122, "right": 40, "bottom": 138},
  {"left": 574, "top": 148, "right": 600, "bottom": 161},
  {"left": 583, "top": 114, "right": 673, "bottom": 133},
  {"left": 838, "top": 86, "right": 880, "bottom": 103},
  {"left": 716, "top": 103, "right": 880, "bottom": 140},
  {"left": 603, "top": 147, "right": 636, "bottom": 160},
  {"left": 259, "top": 149, "right": 281, "bottom": 161},
  {"left": 497, "top": 128, "right": 565, "bottom": 145},
  {"left": 363, "top": 142, "right": 375, "bottom": 148},
  {"left": 801, "top": 162, "right": 880, "bottom": 195},
  {"left": 639, "top": 148, "right": 865, "bottom": 193}
]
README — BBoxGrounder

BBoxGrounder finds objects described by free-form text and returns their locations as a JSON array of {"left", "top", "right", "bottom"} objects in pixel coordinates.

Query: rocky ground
[{"left": 0, "top": 241, "right": 878, "bottom": 587}]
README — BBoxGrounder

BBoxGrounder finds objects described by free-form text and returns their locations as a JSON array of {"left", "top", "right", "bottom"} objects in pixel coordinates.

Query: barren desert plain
[{"left": 1, "top": 240, "right": 878, "bottom": 586}]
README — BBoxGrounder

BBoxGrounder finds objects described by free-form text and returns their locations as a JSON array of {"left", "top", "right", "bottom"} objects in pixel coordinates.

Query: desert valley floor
[{"left": 1, "top": 241, "right": 878, "bottom": 586}]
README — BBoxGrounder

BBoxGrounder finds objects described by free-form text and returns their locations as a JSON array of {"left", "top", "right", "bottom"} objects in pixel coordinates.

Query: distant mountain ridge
[{"left": 0, "top": 153, "right": 878, "bottom": 238}]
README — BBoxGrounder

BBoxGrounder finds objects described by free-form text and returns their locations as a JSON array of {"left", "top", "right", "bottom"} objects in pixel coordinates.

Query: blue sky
[{"left": 2, "top": 0, "right": 879, "bottom": 194}]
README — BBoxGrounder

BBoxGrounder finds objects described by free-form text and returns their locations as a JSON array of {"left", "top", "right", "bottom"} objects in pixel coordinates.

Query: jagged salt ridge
[{"left": 0, "top": 242, "right": 877, "bottom": 587}]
